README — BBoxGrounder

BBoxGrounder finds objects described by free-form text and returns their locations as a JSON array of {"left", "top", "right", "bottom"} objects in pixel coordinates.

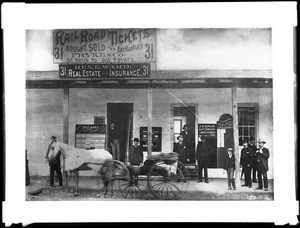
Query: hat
[
  {"left": 133, "top": 138, "right": 139, "bottom": 142},
  {"left": 201, "top": 135, "right": 206, "bottom": 140},
  {"left": 183, "top": 124, "right": 189, "bottom": 129},
  {"left": 227, "top": 147, "right": 233, "bottom": 151},
  {"left": 177, "top": 135, "right": 184, "bottom": 140},
  {"left": 51, "top": 136, "right": 56, "bottom": 140},
  {"left": 257, "top": 138, "right": 266, "bottom": 143},
  {"left": 249, "top": 136, "right": 255, "bottom": 141}
]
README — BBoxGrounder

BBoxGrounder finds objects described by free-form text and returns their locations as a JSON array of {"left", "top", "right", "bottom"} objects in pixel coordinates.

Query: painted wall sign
[
  {"left": 217, "top": 113, "right": 233, "bottom": 129},
  {"left": 75, "top": 124, "right": 106, "bottom": 134},
  {"left": 198, "top": 124, "right": 216, "bottom": 138},
  {"left": 53, "top": 29, "right": 157, "bottom": 65},
  {"left": 59, "top": 63, "right": 150, "bottom": 78},
  {"left": 75, "top": 124, "right": 106, "bottom": 149}
]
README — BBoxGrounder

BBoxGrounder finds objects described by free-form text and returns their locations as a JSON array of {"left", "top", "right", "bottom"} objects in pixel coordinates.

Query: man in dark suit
[
  {"left": 255, "top": 138, "right": 270, "bottom": 191},
  {"left": 180, "top": 125, "right": 193, "bottom": 163},
  {"left": 196, "top": 136, "right": 211, "bottom": 183},
  {"left": 240, "top": 139, "right": 254, "bottom": 188},
  {"left": 249, "top": 136, "right": 258, "bottom": 182}
]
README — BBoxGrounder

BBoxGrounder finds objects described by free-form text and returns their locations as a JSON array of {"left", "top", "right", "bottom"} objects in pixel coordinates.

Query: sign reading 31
[{"left": 53, "top": 29, "right": 157, "bottom": 65}]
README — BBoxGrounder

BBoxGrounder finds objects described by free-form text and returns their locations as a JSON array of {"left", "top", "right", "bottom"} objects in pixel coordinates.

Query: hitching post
[{"left": 231, "top": 85, "right": 241, "bottom": 187}]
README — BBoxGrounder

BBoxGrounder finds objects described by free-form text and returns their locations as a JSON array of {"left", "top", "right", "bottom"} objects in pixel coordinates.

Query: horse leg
[{"left": 73, "top": 171, "right": 79, "bottom": 197}]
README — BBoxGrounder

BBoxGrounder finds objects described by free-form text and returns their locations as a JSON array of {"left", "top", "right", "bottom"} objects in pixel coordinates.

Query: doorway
[
  {"left": 172, "top": 105, "right": 197, "bottom": 164},
  {"left": 107, "top": 103, "right": 133, "bottom": 162}
]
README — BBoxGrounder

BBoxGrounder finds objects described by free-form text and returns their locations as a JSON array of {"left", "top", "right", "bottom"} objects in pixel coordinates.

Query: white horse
[{"left": 51, "top": 141, "right": 115, "bottom": 196}]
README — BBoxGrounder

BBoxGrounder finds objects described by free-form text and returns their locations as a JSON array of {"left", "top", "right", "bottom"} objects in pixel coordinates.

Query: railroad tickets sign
[
  {"left": 59, "top": 63, "right": 150, "bottom": 78},
  {"left": 53, "top": 29, "right": 157, "bottom": 66}
]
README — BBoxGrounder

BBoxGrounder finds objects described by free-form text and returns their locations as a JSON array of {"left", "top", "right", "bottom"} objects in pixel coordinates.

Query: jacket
[
  {"left": 223, "top": 155, "right": 235, "bottom": 170},
  {"left": 256, "top": 147, "right": 270, "bottom": 171},
  {"left": 129, "top": 145, "right": 143, "bottom": 165},
  {"left": 173, "top": 142, "right": 187, "bottom": 163},
  {"left": 240, "top": 146, "right": 254, "bottom": 168},
  {"left": 196, "top": 141, "right": 211, "bottom": 164}
]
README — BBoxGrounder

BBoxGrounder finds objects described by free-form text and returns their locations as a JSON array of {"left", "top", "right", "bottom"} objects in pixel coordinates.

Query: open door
[{"left": 107, "top": 103, "right": 133, "bottom": 162}]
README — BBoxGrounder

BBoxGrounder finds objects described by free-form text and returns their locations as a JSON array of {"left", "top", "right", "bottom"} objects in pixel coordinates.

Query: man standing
[
  {"left": 255, "top": 138, "right": 270, "bottom": 191},
  {"left": 240, "top": 139, "right": 254, "bottom": 188},
  {"left": 173, "top": 135, "right": 187, "bottom": 164},
  {"left": 249, "top": 136, "right": 258, "bottom": 182},
  {"left": 180, "top": 125, "right": 193, "bottom": 163},
  {"left": 109, "top": 123, "right": 120, "bottom": 160},
  {"left": 45, "top": 136, "right": 63, "bottom": 187},
  {"left": 196, "top": 136, "right": 211, "bottom": 183}
]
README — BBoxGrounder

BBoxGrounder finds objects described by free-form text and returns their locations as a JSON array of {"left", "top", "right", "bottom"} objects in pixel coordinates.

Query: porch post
[
  {"left": 63, "top": 87, "right": 69, "bottom": 186},
  {"left": 147, "top": 86, "right": 153, "bottom": 156},
  {"left": 231, "top": 85, "right": 241, "bottom": 187}
]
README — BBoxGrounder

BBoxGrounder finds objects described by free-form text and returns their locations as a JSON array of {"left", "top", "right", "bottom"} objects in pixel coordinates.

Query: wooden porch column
[
  {"left": 63, "top": 87, "right": 69, "bottom": 186},
  {"left": 231, "top": 86, "right": 241, "bottom": 187},
  {"left": 147, "top": 87, "right": 153, "bottom": 156}
]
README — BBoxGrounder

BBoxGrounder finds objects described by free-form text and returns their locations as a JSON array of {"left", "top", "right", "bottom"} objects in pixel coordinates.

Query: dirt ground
[{"left": 26, "top": 177, "right": 274, "bottom": 201}]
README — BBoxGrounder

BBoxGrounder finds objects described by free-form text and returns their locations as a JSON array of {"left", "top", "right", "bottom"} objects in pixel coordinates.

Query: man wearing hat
[
  {"left": 223, "top": 147, "right": 236, "bottom": 190},
  {"left": 240, "top": 139, "right": 254, "bottom": 188},
  {"left": 196, "top": 136, "right": 211, "bottom": 183},
  {"left": 128, "top": 138, "right": 144, "bottom": 186},
  {"left": 45, "top": 135, "right": 63, "bottom": 187},
  {"left": 180, "top": 125, "right": 194, "bottom": 163},
  {"left": 255, "top": 138, "right": 270, "bottom": 191},
  {"left": 173, "top": 134, "right": 187, "bottom": 164},
  {"left": 249, "top": 136, "right": 258, "bottom": 182}
]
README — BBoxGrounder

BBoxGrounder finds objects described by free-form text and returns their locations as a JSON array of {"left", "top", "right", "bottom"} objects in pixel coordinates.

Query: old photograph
[
  {"left": 25, "top": 28, "right": 274, "bottom": 201},
  {"left": 3, "top": 2, "right": 297, "bottom": 225}
]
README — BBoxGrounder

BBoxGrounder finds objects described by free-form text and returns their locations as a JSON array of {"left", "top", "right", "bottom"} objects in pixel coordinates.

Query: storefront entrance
[
  {"left": 107, "top": 103, "right": 133, "bottom": 162},
  {"left": 172, "top": 105, "right": 197, "bottom": 164}
]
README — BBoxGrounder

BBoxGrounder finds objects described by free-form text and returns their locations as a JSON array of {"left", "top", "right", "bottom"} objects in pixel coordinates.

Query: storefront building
[{"left": 26, "top": 29, "right": 273, "bottom": 178}]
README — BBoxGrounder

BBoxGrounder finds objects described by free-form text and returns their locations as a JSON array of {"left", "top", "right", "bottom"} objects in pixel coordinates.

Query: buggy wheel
[
  {"left": 147, "top": 160, "right": 190, "bottom": 200},
  {"left": 98, "top": 160, "right": 130, "bottom": 198}
]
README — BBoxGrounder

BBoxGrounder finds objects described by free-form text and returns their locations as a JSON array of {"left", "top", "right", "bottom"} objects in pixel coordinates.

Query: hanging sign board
[
  {"left": 59, "top": 63, "right": 150, "bottom": 78},
  {"left": 75, "top": 124, "right": 106, "bottom": 149},
  {"left": 198, "top": 124, "right": 217, "bottom": 138},
  {"left": 217, "top": 113, "right": 233, "bottom": 129},
  {"left": 53, "top": 29, "right": 157, "bottom": 66}
]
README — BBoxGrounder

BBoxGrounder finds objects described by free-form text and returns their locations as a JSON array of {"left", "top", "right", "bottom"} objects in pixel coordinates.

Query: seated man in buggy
[{"left": 128, "top": 138, "right": 144, "bottom": 186}]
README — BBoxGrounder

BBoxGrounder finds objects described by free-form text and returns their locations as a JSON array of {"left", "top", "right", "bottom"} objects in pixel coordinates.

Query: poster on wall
[
  {"left": 53, "top": 29, "right": 157, "bottom": 69},
  {"left": 75, "top": 124, "right": 106, "bottom": 149}
]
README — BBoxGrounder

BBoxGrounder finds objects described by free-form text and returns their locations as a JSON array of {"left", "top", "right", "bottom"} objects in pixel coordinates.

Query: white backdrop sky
[{"left": 26, "top": 28, "right": 272, "bottom": 71}]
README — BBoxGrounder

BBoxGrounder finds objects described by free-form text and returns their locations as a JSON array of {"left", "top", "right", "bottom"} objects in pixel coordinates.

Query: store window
[
  {"left": 238, "top": 104, "right": 258, "bottom": 146},
  {"left": 174, "top": 119, "right": 182, "bottom": 142}
]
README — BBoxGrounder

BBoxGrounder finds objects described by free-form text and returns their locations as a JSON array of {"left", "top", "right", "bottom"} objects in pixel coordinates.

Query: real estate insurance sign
[{"left": 53, "top": 29, "right": 157, "bottom": 65}]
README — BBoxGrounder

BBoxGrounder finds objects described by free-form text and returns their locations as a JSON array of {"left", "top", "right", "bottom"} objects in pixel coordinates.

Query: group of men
[
  {"left": 174, "top": 125, "right": 270, "bottom": 191},
  {"left": 173, "top": 124, "right": 211, "bottom": 183},
  {"left": 240, "top": 137, "right": 270, "bottom": 191}
]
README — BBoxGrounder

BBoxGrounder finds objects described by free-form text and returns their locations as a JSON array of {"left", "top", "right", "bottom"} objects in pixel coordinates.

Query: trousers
[
  {"left": 111, "top": 139, "right": 120, "bottom": 160},
  {"left": 226, "top": 167, "right": 236, "bottom": 189},
  {"left": 198, "top": 159, "right": 208, "bottom": 182},
  {"left": 50, "top": 164, "right": 63, "bottom": 186},
  {"left": 243, "top": 166, "right": 252, "bottom": 187},
  {"left": 257, "top": 162, "right": 268, "bottom": 188}
]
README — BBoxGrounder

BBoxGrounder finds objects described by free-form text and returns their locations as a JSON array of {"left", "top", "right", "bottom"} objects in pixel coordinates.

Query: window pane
[
  {"left": 244, "top": 127, "right": 248, "bottom": 136},
  {"left": 239, "top": 137, "right": 243, "bottom": 146},
  {"left": 249, "top": 116, "right": 255, "bottom": 126},
  {"left": 174, "top": 120, "right": 181, "bottom": 133},
  {"left": 239, "top": 127, "right": 242, "bottom": 136},
  {"left": 250, "top": 127, "right": 255, "bottom": 137}
]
